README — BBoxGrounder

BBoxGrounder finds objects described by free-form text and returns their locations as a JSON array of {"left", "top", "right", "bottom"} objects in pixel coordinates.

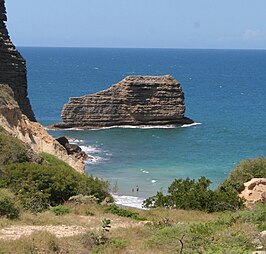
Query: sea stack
[
  {"left": 0, "top": 0, "right": 36, "bottom": 121},
  {"left": 54, "top": 75, "right": 194, "bottom": 128}
]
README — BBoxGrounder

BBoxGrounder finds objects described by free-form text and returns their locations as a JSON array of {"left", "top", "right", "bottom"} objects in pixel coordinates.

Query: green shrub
[
  {"left": 233, "top": 203, "right": 266, "bottom": 231},
  {"left": 105, "top": 204, "right": 146, "bottom": 220},
  {"left": 81, "top": 219, "right": 111, "bottom": 250},
  {"left": 109, "top": 238, "right": 127, "bottom": 248},
  {"left": 0, "top": 154, "right": 112, "bottom": 212},
  {"left": 50, "top": 205, "right": 70, "bottom": 216},
  {"left": 0, "top": 188, "right": 20, "bottom": 219},
  {"left": 0, "top": 132, "right": 29, "bottom": 165},
  {"left": 220, "top": 157, "right": 266, "bottom": 193},
  {"left": 144, "top": 176, "right": 243, "bottom": 212},
  {"left": 68, "top": 194, "right": 99, "bottom": 205}
]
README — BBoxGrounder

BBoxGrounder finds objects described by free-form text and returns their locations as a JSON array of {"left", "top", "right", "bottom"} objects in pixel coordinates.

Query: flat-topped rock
[{"left": 53, "top": 75, "right": 194, "bottom": 129}]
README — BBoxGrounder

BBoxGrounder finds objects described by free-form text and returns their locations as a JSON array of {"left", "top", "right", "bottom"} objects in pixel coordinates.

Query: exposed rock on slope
[
  {"left": 54, "top": 75, "right": 194, "bottom": 128},
  {"left": 56, "top": 136, "right": 90, "bottom": 161},
  {"left": 239, "top": 178, "right": 266, "bottom": 207},
  {"left": 0, "top": 0, "right": 35, "bottom": 121},
  {"left": 0, "top": 85, "right": 85, "bottom": 173}
]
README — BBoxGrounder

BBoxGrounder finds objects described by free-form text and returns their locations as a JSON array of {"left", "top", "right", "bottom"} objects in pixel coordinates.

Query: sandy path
[
  {"left": 0, "top": 225, "right": 87, "bottom": 240},
  {"left": 0, "top": 218, "right": 146, "bottom": 241}
]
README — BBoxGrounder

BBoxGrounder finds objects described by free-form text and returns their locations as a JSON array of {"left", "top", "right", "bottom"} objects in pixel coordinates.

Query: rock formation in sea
[
  {"left": 54, "top": 75, "right": 194, "bottom": 128},
  {"left": 0, "top": 0, "right": 35, "bottom": 121}
]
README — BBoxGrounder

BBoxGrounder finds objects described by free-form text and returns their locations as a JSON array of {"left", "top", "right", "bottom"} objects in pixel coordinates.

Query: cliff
[
  {"left": 0, "top": 0, "right": 85, "bottom": 173},
  {"left": 54, "top": 75, "right": 194, "bottom": 128},
  {"left": 0, "top": 0, "right": 36, "bottom": 121},
  {"left": 0, "top": 85, "right": 85, "bottom": 173}
]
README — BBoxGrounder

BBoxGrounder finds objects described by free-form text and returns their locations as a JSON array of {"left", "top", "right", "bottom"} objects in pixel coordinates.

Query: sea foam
[
  {"left": 48, "top": 123, "right": 202, "bottom": 131},
  {"left": 181, "top": 122, "right": 202, "bottom": 128},
  {"left": 79, "top": 145, "right": 100, "bottom": 154},
  {"left": 112, "top": 194, "right": 146, "bottom": 210},
  {"left": 89, "top": 123, "right": 202, "bottom": 130}
]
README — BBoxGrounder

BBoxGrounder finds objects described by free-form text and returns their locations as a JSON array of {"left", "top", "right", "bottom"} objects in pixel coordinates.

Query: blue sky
[{"left": 5, "top": 0, "right": 266, "bottom": 49}]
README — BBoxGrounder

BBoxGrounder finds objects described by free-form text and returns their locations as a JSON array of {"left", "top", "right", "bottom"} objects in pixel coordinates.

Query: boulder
[
  {"left": 65, "top": 143, "right": 82, "bottom": 155},
  {"left": 239, "top": 178, "right": 266, "bottom": 206},
  {"left": 56, "top": 136, "right": 69, "bottom": 147},
  {"left": 56, "top": 136, "right": 89, "bottom": 161},
  {"left": 53, "top": 75, "right": 194, "bottom": 129}
]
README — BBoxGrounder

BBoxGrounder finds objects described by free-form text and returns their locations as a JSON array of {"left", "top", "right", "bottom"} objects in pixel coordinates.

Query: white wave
[
  {"left": 151, "top": 179, "right": 157, "bottom": 183},
  {"left": 65, "top": 128, "right": 85, "bottom": 131},
  {"left": 85, "top": 156, "right": 104, "bottom": 164},
  {"left": 48, "top": 127, "right": 86, "bottom": 131},
  {"left": 89, "top": 125, "right": 179, "bottom": 130},
  {"left": 112, "top": 194, "right": 146, "bottom": 210},
  {"left": 181, "top": 122, "right": 202, "bottom": 128},
  {"left": 79, "top": 145, "right": 100, "bottom": 154},
  {"left": 68, "top": 138, "right": 84, "bottom": 144},
  {"left": 49, "top": 123, "right": 202, "bottom": 131},
  {"left": 140, "top": 169, "right": 149, "bottom": 174}
]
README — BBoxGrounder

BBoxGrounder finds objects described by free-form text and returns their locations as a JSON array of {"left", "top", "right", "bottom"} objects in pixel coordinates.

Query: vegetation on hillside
[
  {"left": 0, "top": 188, "right": 20, "bottom": 219},
  {"left": 0, "top": 129, "right": 29, "bottom": 165},
  {"left": 144, "top": 157, "right": 266, "bottom": 212},
  {"left": 143, "top": 176, "right": 244, "bottom": 212},
  {"left": 219, "top": 156, "right": 266, "bottom": 192},
  {"left": 0, "top": 151, "right": 112, "bottom": 213}
]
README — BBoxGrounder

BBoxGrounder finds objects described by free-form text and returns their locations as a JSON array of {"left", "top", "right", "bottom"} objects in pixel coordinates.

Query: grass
[{"left": 0, "top": 203, "right": 264, "bottom": 253}]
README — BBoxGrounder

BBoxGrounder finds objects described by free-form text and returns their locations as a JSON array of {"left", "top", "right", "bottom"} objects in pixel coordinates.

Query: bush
[
  {"left": 220, "top": 157, "right": 266, "bottom": 193},
  {"left": 68, "top": 194, "right": 99, "bottom": 205},
  {"left": 105, "top": 204, "right": 146, "bottom": 220},
  {"left": 0, "top": 188, "right": 20, "bottom": 219},
  {"left": 81, "top": 219, "right": 111, "bottom": 250},
  {"left": 0, "top": 132, "right": 29, "bottom": 165},
  {"left": 50, "top": 205, "right": 70, "bottom": 216},
  {"left": 143, "top": 176, "right": 243, "bottom": 212},
  {"left": 233, "top": 203, "right": 266, "bottom": 231},
  {"left": 0, "top": 154, "right": 112, "bottom": 212}
]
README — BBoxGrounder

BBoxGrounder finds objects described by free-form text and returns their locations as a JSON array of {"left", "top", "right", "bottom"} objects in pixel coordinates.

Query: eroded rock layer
[
  {"left": 0, "top": 0, "right": 35, "bottom": 121},
  {"left": 55, "top": 75, "right": 194, "bottom": 128},
  {"left": 0, "top": 85, "right": 85, "bottom": 173}
]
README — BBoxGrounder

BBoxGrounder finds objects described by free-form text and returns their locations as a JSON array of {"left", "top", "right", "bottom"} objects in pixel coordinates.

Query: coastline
[{"left": 111, "top": 193, "right": 147, "bottom": 210}]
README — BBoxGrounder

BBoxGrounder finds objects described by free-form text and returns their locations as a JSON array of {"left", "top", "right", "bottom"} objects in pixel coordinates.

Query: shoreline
[{"left": 111, "top": 193, "right": 147, "bottom": 210}]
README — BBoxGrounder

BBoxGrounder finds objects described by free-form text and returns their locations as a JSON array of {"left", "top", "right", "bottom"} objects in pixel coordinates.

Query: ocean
[{"left": 20, "top": 47, "right": 266, "bottom": 208}]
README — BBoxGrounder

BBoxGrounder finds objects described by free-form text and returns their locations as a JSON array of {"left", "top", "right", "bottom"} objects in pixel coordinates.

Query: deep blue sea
[{"left": 20, "top": 47, "right": 266, "bottom": 207}]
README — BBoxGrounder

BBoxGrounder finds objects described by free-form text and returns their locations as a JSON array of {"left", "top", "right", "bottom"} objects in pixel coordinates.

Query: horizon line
[{"left": 16, "top": 45, "right": 266, "bottom": 51}]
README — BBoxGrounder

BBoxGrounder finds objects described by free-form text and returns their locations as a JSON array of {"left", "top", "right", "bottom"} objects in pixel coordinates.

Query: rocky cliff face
[
  {"left": 0, "top": 85, "right": 85, "bottom": 173},
  {"left": 0, "top": 0, "right": 85, "bottom": 173},
  {"left": 0, "top": 0, "right": 36, "bottom": 121},
  {"left": 54, "top": 75, "right": 194, "bottom": 128}
]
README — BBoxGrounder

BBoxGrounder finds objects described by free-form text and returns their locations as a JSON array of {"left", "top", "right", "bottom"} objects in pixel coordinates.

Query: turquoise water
[{"left": 20, "top": 47, "right": 266, "bottom": 199}]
